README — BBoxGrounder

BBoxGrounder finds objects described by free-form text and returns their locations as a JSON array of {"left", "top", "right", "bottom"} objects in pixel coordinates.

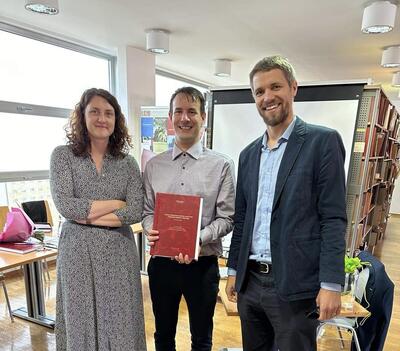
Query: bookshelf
[{"left": 347, "top": 86, "right": 400, "bottom": 255}]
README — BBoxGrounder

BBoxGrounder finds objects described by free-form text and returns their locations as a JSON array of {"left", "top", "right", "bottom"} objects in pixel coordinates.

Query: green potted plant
[{"left": 343, "top": 255, "right": 370, "bottom": 294}]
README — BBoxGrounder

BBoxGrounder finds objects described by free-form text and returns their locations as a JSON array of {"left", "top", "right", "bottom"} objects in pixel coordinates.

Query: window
[
  {"left": 0, "top": 23, "right": 115, "bottom": 182},
  {"left": 0, "top": 111, "right": 67, "bottom": 173},
  {"left": 0, "top": 23, "right": 115, "bottom": 222},
  {"left": 0, "top": 29, "right": 110, "bottom": 109},
  {"left": 155, "top": 71, "right": 208, "bottom": 107}
]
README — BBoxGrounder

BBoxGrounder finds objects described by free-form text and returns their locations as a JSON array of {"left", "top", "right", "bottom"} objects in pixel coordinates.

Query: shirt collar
[
  {"left": 172, "top": 140, "right": 203, "bottom": 160},
  {"left": 262, "top": 116, "right": 297, "bottom": 149}
]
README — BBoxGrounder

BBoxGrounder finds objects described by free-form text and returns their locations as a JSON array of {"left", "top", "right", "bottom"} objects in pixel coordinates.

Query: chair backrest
[
  {"left": 0, "top": 206, "right": 9, "bottom": 232},
  {"left": 354, "top": 267, "right": 370, "bottom": 303},
  {"left": 21, "top": 200, "right": 53, "bottom": 226},
  {"left": 43, "top": 200, "right": 54, "bottom": 226}
]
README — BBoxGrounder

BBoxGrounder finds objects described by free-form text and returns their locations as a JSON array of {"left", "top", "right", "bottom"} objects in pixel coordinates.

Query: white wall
[
  {"left": 390, "top": 181, "right": 400, "bottom": 214},
  {"left": 116, "top": 46, "right": 155, "bottom": 161}
]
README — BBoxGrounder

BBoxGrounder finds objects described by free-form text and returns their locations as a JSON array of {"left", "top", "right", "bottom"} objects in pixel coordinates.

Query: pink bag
[{"left": 0, "top": 207, "right": 34, "bottom": 242}]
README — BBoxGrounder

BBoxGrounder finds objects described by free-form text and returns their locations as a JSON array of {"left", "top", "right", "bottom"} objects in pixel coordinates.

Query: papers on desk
[{"left": 44, "top": 236, "right": 59, "bottom": 249}]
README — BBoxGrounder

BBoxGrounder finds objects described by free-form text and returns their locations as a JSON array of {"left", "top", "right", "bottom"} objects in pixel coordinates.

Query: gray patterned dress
[{"left": 50, "top": 145, "right": 146, "bottom": 351}]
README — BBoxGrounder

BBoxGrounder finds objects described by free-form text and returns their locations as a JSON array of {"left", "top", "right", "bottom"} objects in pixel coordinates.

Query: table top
[
  {"left": 0, "top": 249, "right": 57, "bottom": 272},
  {"left": 0, "top": 222, "right": 142, "bottom": 272},
  {"left": 340, "top": 294, "right": 370, "bottom": 318},
  {"left": 218, "top": 281, "right": 370, "bottom": 318}
]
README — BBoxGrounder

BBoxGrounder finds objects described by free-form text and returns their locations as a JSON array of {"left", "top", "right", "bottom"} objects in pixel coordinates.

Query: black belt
[
  {"left": 248, "top": 260, "right": 272, "bottom": 274},
  {"left": 80, "top": 223, "right": 115, "bottom": 230}
]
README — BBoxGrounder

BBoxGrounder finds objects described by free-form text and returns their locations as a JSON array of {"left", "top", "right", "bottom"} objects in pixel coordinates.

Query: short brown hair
[
  {"left": 169, "top": 87, "right": 205, "bottom": 114},
  {"left": 65, "top": 88, "right": 132, "bottom": 157},
  {"left": 249, "top": 55, "right": 296, "bottom": 89}
]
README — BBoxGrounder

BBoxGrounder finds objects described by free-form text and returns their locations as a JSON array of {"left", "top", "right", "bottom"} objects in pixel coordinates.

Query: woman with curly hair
[{"left": 50, "top": 88, "right": 146, "bottom": 350}]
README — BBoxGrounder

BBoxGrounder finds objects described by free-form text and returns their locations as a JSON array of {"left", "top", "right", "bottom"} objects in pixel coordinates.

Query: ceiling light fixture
[
  {"left": 361, "top": 0, "right": 397, "bottom": 34},
  {"left": 392, "top": 72, "right": 400, "bottom": 86},
  {"left": 381, "top": 46, "right": 400, "bottom": 67},
  {"left": 146, "top": 29, "right": 169, "bottom": 54},
  {"left": 214, "top": 59, "right": 231, "bottom": 77},
  {"left": 25, "top": 0, "right": 59, "bottom": 15}
]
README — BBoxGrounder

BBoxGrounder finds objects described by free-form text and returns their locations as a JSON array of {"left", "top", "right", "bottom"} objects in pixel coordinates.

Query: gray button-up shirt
[{"left": 142, "top": 141, "right": 235, "bottom": 257}]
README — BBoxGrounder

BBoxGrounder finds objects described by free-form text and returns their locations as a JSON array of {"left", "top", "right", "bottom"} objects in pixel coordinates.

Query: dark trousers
[
  {"left": 148, "top": 256, "right": 220, "bottom": 351},
  {"left": 238, "top": 270, "right": 319, "bottom": 351}
]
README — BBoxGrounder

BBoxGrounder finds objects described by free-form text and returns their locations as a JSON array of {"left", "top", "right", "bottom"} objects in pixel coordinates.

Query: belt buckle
[{"left": 259, "top": 262, "right": 270, "bottom": 274}]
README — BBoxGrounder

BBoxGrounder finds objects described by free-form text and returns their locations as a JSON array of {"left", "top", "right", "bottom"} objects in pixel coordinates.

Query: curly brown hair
[{"left": 65, "top": 88, "right": 132, "bottom": 158}]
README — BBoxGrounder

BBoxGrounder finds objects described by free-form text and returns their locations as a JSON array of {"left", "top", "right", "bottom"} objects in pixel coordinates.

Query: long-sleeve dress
[{"left": 50, "top": 145, "right": 146, "bottom": 351}]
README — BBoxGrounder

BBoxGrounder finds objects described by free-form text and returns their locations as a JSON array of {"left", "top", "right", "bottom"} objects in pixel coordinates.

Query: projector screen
[{"left": 210, "top": 83, "right": 364, "bottom": 180}]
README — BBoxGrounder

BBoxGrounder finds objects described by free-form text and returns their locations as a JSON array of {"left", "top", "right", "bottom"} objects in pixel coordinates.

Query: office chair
[
  {"left": 317, "top": 267, "right": 370, "bottom": 351},
  {"left": 0, "top": 273, "right": 14, "bottom": 322},
  {"left": 21, "top": 200, "right": 53, "bottom": 281},
  {"left": 0, "top": 206, "right": 8, "bottom": 233},
  {"left": 21, "top": 200, "right": 53, "bottom": 227}
]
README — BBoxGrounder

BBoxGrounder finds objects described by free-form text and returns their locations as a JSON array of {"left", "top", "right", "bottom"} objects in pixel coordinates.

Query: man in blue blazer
[{"left": 226, "top": 56, "right": 347, "bottom": 351}]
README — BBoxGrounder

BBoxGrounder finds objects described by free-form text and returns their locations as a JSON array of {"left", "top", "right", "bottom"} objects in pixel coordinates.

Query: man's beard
[{"left": 259, "top": 102, "right": 289, "bottom": 127}]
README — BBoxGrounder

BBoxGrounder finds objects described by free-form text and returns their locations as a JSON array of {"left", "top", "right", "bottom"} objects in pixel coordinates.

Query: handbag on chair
[{"left": 0, "top": 207, "right": 34, "bottom": 242}]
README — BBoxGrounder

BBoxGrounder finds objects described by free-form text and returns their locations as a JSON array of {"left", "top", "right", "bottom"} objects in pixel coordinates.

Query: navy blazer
[
  {"left": 227, "top": 117, "right": 347, "bottom": 301},
  {"left": 351, "top": 251, "right": 394, "bottom": 351}
]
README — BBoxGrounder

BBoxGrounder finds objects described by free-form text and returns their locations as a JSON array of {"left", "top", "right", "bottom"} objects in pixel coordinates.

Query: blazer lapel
[
  {"left": 272, "top": 118, "right": 307, "bottom": 212},
  {"left": 249, "top": 137, "right": 263, "bottom": 212}
]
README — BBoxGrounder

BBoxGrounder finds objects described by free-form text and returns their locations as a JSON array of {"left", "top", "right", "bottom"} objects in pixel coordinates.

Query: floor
[{"left": 0, "top": 215, "right": 399, "bottom": 350}]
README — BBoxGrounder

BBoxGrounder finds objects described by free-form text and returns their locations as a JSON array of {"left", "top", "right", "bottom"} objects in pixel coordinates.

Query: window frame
[
  {"left": 0, "top": 22, "right": 116, "bottom": 183},
  {"left": 156, "top": 69, "right": 209, "bottom": 90}
]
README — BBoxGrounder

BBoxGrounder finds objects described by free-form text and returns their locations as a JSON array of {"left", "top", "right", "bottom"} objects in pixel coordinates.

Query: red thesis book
[
  {"left": 151, "top": 192, "right": 203, "bottom": 260},
  {"left": 0, "top": 242, "right": 37, "bottom": 254}
]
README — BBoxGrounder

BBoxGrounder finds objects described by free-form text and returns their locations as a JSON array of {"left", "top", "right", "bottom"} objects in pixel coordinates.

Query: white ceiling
[{"left": 1, "top": 0, "right": 400, "bottom": 107}]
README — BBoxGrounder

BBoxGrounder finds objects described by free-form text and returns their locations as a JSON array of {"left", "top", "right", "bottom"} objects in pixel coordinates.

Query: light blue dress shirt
[{"left": 249, "top": 117, "right": 296, "bottom": 263}]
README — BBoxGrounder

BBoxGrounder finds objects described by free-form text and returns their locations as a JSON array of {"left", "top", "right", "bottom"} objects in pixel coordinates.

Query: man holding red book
[{"left": 142, "top": 87, "right": 236, "bottom": 351}]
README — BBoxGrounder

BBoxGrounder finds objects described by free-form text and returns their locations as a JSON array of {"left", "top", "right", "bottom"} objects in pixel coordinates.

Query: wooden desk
[
  {"left": 340, "top": 294, "right": 371, "bottom": 318},
  {"left": 0, "top": 249, "right": 57, "bottom": 328},
  {"left": 0, "top": 223, "right": 144, "bottom": 327},
  {"left": 218, "top": 281, "right": 370, "bottom": 318},
  {"left": 218, "top": 281, "right": 239, "bottom": 316}
]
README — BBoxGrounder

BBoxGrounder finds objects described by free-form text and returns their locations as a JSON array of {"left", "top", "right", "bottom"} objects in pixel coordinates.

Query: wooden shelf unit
[{"left": 347, "top": 86, "right": 400, "bottom": 255}]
